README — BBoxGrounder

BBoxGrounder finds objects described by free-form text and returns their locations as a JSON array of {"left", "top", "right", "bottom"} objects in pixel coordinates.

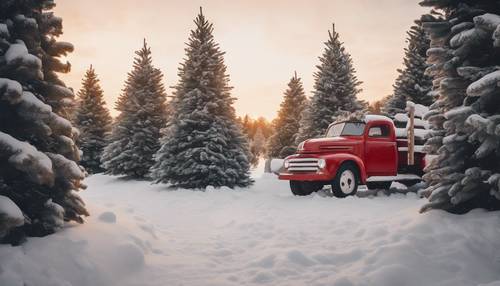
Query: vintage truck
[{"left": 278, "top": 105, "right": 429, "bottom": 197}]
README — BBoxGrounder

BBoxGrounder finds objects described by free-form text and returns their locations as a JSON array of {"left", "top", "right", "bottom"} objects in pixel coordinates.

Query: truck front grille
[{"left": 288, "top": 158, "right": 319, "bottom": 172}]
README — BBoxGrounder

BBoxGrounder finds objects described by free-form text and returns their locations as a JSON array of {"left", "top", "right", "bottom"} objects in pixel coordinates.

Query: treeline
[
  {"left": 238, "top": 115, "right": 273, "bottom": 166},
  {"left": 77, "top": 10, "right": 253, "bottom": 189}
]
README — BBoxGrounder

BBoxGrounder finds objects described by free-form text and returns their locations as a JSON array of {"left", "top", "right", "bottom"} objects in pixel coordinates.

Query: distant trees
[
  {"left": 101, "top": 40, "right": 168, "bottom": 178},
  {"left": 74, "top": 66, "right": 112, "bottom": 174},
  {"left": 383, "top": 21, "right": 433, "bottom": 116},
  {"left": 0, "top": 0, "right": 88, "bottom": 242},
  {"left": 420, "top": 1, "right": 500, "bottom": 213},
  {"left": 367, "top": 98, "right": 388, "bottom": 115},
  {"left": 150, "top": 9, "right": 252, "bottom": 189},
  {"left": 296, "top": 24, "right": 363, "bottom": 143},
  {"left": 239, "top": 115, "right": 272, "bottom": 165},
  {"left": 267, "top": 72, "right": 308, "bottom": 158}
]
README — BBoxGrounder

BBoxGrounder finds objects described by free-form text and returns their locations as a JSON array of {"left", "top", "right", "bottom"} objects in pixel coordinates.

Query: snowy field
[{"left": 2, "top": 170, "right": 500, "bottom": 286}]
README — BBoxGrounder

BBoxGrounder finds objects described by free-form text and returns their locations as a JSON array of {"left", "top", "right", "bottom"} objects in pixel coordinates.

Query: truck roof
[
  {"left": 363, "top": 114, "right": 393, "bottom": 123},
  {"left": 327, "top": 114, "right": 394, "bottom": 129}
]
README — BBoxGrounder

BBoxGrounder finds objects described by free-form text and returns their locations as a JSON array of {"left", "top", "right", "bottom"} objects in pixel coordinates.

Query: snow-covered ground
[{"left": 2, "top": 170, "right": 500, "bottom": 286}]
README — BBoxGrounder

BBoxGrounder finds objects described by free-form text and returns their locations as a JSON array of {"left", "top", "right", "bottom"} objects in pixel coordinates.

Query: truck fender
[{"left": 323, "top": 153, "right": 367, "bottom": 184}]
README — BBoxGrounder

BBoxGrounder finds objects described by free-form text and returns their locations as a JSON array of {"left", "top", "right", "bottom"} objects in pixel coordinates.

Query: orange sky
[{"left": 54, "top": 0, "right": 429, "bottom": 120}]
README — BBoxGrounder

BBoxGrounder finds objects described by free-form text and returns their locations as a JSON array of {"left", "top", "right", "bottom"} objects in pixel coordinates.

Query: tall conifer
[
  {"left": 267, "top": 72, "right": 308, "bottom": 158},
  {"left": 420, "top": 1, "right": 500, "bottom": 213},
  {"left": 384, "top": 22, "right": 433, "bottom": 115},
  {"left": 74, "top": 66, "right": 112, "bottom": 174},
  {"left": 296, "top": 25, "right": 363, "bottom": 143},
  {"left": 151, "top": 8, "right": 252, "bottom": 189},
  {"left": 101, "top": 40, "right": 167, "bottom": 178},
  {"left": 0, "top": 0, "right": 88, "bottom": 242}
]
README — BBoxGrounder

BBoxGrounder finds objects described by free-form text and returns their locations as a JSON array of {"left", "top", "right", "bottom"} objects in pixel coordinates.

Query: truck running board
[{"left": 366, "top": 174, "right": 421, "bottom": 182}]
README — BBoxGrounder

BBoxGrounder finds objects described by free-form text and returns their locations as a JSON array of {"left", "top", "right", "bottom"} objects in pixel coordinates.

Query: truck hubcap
[{"left": 340, "top": 170, "right": 355, "bottom": 194}]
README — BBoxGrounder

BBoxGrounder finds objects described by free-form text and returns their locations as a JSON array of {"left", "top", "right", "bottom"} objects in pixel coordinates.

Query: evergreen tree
[
  {"left": 0, "top": 0, "right": 88, "bottom": 242},
  {"left": 296, "top": 24, "right": 363, "bottom": 143},
  {"left": 420, "top": 1, "right": 500, "bottom": 213},
  {"left": 151, "top": 8, "right": 252, "bottom": 189},
  {"left": 74, "top": 66, "right": 112, "bottom": 174},
  {"left": 267, "top": 72, "right": 308, "bottom": 158},
  {"left": 101, "top": 40, "right": 167, "bottom": 178},
  {"left": 384, "top": 21, "right": 433, "bottom": 116}
]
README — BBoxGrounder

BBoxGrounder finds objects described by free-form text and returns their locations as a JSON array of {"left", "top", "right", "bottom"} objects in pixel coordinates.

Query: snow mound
[
  {"left": 98, "top": 211, "right": 116, "bottom": 223},
  {"left": 0, "top": 199, "right": 152, "bottom": 286},
  {"left": 270, "top": 159, "right": 284, "bottom": 173},
  {"left": 110, "top": 243, "right": 145, "bottom": 272},
  {"left": 0, "top": 195, "right": 24, "bottom": 237},
  {"left": 0, "top": 195, "right": 23, "bottom": 223}
]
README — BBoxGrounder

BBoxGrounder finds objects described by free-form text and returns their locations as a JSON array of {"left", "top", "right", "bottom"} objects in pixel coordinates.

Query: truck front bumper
[{"left": 278, "top": 171, "right": 332, "bottom": 181}]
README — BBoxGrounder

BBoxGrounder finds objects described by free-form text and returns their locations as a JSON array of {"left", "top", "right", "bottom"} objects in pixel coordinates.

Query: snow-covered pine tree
[
  {"left": 296, "top": 24, "right": 363, "bottom": 143},
  {"left": 150, "top": 8, "right": 252, "bottom": 189},
  {"left": 420, "top": 1, "right": 500, "bottom": 213},
  {"left": 383, "top": 21, "right": 433, "bottom": 116},
  {"left": 74, "top": 66, "right": 112, "bottom": 174},
  {"left": 0, "top": 0, "right": 88, "bottom": 242},
  {"left": 101, "top": 40, "right": 168, "bottom": 178},
  {"left": 267, "top": 72, "right": 308, "bottom": 158}
]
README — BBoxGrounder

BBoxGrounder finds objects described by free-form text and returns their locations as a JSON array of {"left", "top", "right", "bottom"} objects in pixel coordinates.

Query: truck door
[{"left": 364, "top": 123, "right": 398, "bottom": 176}]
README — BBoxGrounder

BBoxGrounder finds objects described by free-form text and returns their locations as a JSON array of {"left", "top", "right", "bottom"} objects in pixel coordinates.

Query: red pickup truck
[{"left": 278, "top": 114, "right": 426, "bottom": 197}]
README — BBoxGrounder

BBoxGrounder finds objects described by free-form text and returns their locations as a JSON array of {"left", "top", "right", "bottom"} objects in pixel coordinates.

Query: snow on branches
[
  {"left": 0, "top": 0, "right": 87, "bottom": 243},
  {"left": 150, "top": 9, "right": 252, "bottom": 189},
  {"left": 419, "top": 1, "right": 500, "bottom": 213}
]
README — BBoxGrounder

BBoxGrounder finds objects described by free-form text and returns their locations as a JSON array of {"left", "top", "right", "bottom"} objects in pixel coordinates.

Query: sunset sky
[{"left": 54, "top": 0, "right": 429, "bottom": 120}]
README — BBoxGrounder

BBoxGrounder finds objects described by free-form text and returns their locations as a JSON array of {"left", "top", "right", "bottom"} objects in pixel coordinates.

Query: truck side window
[{"left": 368, "top": 125, "right": 390, "bottom": 137}]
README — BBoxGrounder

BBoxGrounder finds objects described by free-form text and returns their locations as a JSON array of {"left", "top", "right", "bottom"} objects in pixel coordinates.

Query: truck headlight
[
  {"left": 297, "top": 142, "right": 305, "bottom": 151},
  {"left": 318, "top": 159, "right": 326, "bottom": 169},
  {"left": 284, "top": 159, "right": 290, "bottom": 169}
]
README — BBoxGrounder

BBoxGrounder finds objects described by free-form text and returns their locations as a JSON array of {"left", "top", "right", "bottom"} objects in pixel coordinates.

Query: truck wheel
[
  {"left": 332, "top": 164, "right": 359, "bottom": 198},
  {"left": 366, "top": 181, "right": 392, "bottom": 190},
  {"left": 290, "top": 181, "right": 323, "bottom": 196}
]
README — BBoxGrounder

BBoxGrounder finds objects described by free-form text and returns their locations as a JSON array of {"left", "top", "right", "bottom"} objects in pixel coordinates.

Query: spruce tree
[
  {"left": 420, "top": 1, "right": 500, "bottom": 213},
  {"left": 151, "top": 8, "right": 252, "bottom": 189},
  {"left": 74, "top": 66, "right": 112, "bottom": 174},
  {"left": 0, "top": 0, "right": 88, "bottom": 242},
  {"left": 267, "top": 72, "right": 308, "bottom": 158},
  {"left": 384, "top": 21, "right": 433, "bottom": 116},
  {"left": 296, "top": 24, "right": 363, "bottom": 143},
  {"left": 101, "top": 40, "right": 168, "bottom": 178}
]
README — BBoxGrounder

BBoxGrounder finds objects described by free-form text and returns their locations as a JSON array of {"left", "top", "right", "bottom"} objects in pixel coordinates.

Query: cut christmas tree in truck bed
[{"left": 279, "top": 102, "right": 430, "bottom": 197}]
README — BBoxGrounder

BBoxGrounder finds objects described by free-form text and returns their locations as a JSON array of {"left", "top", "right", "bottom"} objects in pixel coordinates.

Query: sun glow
[{"left": 54, "top": 0, "right": 429, "bottom": 120}]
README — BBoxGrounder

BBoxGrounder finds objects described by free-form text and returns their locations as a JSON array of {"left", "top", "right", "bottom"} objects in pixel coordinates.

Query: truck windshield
[{"left": 326, "top": 122, "right": 365, "bottom": 137}]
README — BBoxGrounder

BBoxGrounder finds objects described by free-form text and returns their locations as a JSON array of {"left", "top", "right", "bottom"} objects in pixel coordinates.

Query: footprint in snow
[{"left": 98, "top": 211, "right": 116, "bottom": 223}]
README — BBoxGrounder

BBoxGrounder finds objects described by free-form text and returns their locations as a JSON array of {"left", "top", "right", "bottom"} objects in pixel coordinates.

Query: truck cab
[{"left": 279, "top": 115, "right": 425, "bottom": 197}]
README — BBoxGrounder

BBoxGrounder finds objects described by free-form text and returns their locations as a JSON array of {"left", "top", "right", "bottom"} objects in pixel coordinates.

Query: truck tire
[
  {"left": 366, "top": 181, "right": 392, "bottom": 190},
  {"left": 332, "top": 163, "right": 359, "bottom": 198},
  {"left": 290, "top": 181, "right": 323, "bottom": 196}
]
